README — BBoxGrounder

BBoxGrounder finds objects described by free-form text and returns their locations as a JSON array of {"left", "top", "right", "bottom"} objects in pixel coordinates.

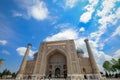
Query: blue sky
[{"left": 0, "top": 0, "right": 120, "bottom": 73}]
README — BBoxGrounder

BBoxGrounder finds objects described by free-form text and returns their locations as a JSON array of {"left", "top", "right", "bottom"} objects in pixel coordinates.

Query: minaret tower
[
  {"left": 17, "top": 43, "right": 32, "bottom": 79},
  {"left": 84, "top": 39, "right": 100, "bottom": 77}
]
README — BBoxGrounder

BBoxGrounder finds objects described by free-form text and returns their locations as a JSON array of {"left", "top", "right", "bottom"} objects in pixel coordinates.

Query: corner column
[
  {"left": 84, "top": 39, "right": 99, "bottom": 74},
  {"left": 17, "top": 43, "right": 32, "bottom": 79}
]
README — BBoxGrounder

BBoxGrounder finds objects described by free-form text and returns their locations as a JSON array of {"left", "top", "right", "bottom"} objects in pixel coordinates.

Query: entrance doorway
[{"left": 55, "top": 68, "right": 60, "bottom": 78}]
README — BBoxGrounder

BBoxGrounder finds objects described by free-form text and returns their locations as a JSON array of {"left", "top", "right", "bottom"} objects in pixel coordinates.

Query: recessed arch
[{"left": 46, "top": 48, "right": 67, "bottom": 78}]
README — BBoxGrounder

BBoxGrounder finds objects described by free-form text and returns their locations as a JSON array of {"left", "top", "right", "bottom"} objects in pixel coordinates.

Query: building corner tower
[
  {"left": 84, "top": 39, "right": 101, "bottom": 78},
  {"left": 16, "top": 43, "right": 32, "bottom": 79}
]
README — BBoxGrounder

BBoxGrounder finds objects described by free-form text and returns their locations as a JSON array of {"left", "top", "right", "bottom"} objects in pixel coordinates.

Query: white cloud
[
  {"left": 79, "top": 0, "right": 98, "bottom": 23},
  {"left": 111, "top": 26, "right": 120, "bottom": 37},
  {"left": 79, "top": 27, "right": 85, "bottom": 32},
  {"left": 1, "top": 50, "right": 10, "bottom": 55},
  {"left": 89, "top": 0, "right": 120, "bottom": 46},
  {"left": 44, "top": 27, "right": 113, "bottom": 71},
  {"left": 81, "top": 0, "right": 119, "bottom": 46},
  {"left": 52, "top": 0, "right": 79, "bottom": 9},
  {"left": 99, "top": 7, "right": 120, "bottom": 42},
  {"left": 16, "top": 47, "right": 36, "bottom": 57},
  {"left": 113, "top": 49, "right": 120, "bottom": 59},
  {"left": 0, "top": 40, "right": 7, "bottom": 45},
  {"left": 45, "top": 29, "right": 78, "bottom": 41},
  {"left": 29, "top": 1, "right": 49, "bottom": 20},
  {"left": 99, "top": 43, "right": 104, "bottom": 50},
  {"left": 15, "top": 0, "right": 49, "bottom": 20},
  {"left": 116, "top": 7, "right": 120, "bottom": 19},
  {"left": 80, "top": 11, "right": 93, "bottom": 23},
  {"left": 65, "top": 0, "right": 78, "bottom": 8},
  {"left": 13, "top": 12, "right": 23, "bottom": 17},
  {"left": 97, "top": 0, "right": 116, "bottom": 17}
]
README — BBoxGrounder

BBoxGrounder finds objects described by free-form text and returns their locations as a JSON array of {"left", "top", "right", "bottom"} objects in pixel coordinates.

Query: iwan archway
[{"left": 46, "top": 49, "right": 67, "bottom": 78}]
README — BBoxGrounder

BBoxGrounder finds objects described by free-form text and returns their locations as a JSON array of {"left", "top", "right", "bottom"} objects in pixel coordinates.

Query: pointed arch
[
  {"left": 45, "top": 48, "right": 68, "bottom": 78},
  {"left": 47, "top": 48, "right": 67, "bottom": 58}
]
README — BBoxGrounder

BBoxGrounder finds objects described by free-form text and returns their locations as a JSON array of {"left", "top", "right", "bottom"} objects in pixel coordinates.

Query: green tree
[
  {"left": 103, "top": 58, "right": 120, "bottom": 78},
  {"left": 103, "top": 61, "right": 113, "bottom": 73},
  {"left": 2, "top": 69, "right": 11, "bottom": 77},
  {"left": 12, "top": 72, "right": 16, "bottom": 78},
  {"left": 0, "top": 72, "right": 2, "bottom": 78},
  {"left": 116, "top": 58, "right": 120, "bottom": 70},
  {"left": 105, "top": 71, "right": 109, "bottom": 78}
]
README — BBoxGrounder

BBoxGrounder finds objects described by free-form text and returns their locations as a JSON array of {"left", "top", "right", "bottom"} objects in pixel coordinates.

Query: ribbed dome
[{"left": 76, "top": 48, "right": 84, "bottom": 54}]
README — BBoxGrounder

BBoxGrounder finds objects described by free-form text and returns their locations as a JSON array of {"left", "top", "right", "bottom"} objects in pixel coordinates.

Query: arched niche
[{"left": 46, "top": 49, "right": 67, "bottom": 78}]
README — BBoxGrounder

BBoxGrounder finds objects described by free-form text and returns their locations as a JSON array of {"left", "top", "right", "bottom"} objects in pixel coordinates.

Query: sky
[{"left": 0, "top": 0, "right": 120, "bottom": 73}]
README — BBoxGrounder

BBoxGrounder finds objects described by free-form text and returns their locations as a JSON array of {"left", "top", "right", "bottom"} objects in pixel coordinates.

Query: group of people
[{"left": 48, "top": 73, "right": 67, "bottom": 78}]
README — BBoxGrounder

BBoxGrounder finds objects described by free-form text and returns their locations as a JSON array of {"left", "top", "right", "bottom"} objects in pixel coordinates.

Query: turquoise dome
[{"left": 76, "top": 48, "right": 84, "bottom": 54}]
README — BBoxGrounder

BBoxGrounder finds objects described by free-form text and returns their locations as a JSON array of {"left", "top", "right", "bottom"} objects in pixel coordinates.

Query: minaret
[
  {"left": 84, "top": 39, "right": 99, "bottom": 74},
  {"left": 17, "top": 43, "right": 32, "bottom": 77}
]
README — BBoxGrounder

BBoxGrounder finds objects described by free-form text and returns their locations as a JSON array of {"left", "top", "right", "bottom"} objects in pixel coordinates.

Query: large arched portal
[{"left": 46, "top": 49, "right": 67, "bottom": 78}]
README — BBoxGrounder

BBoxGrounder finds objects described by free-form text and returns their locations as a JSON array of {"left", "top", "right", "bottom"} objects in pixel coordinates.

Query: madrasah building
[{"left": 16, "top": 39, "right": 102, "bottom": 80}]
